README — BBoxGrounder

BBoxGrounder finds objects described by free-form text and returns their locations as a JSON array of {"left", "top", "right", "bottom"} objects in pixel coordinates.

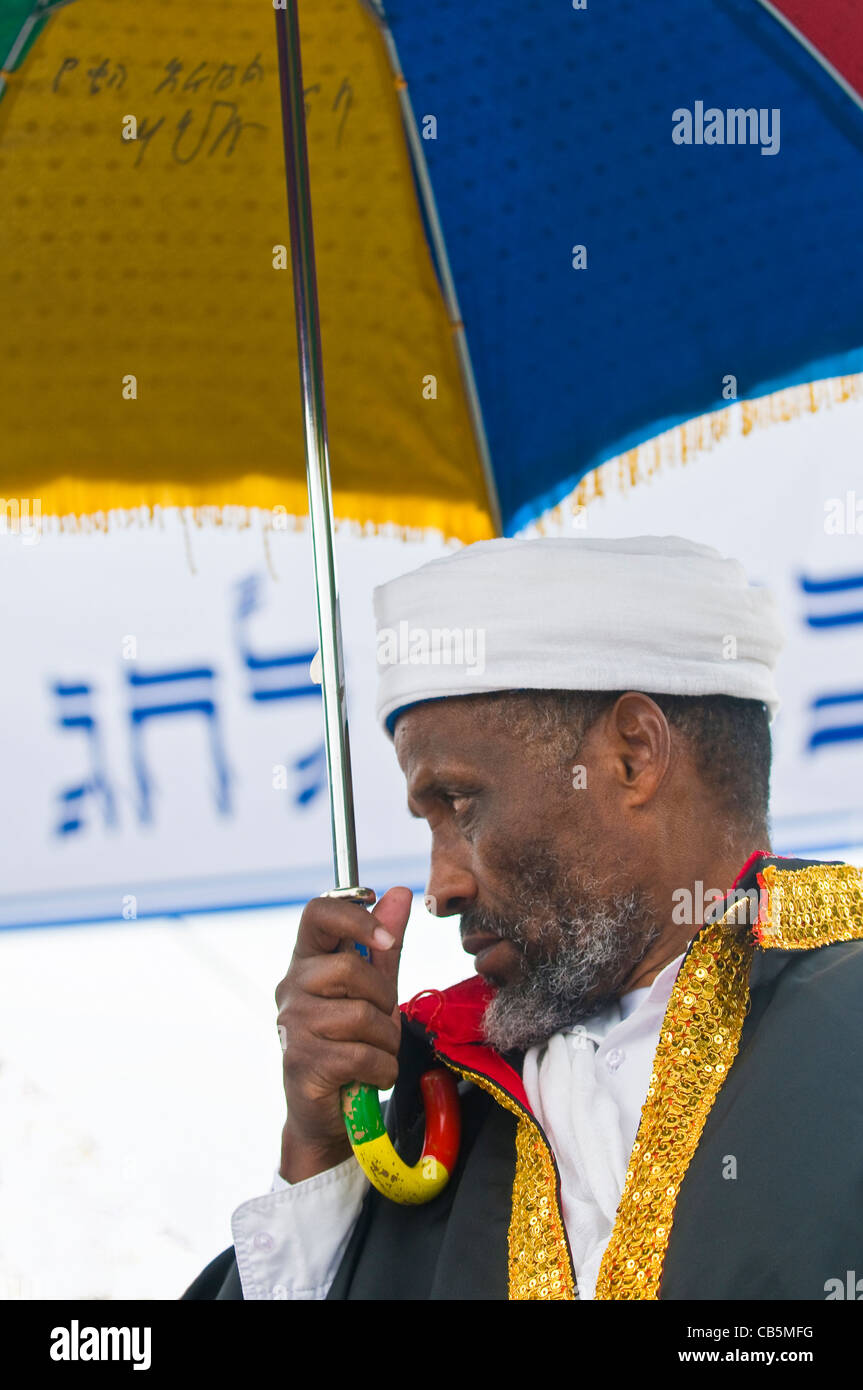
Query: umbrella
[
  {"left": 2, "top": 0, "right": 863, "bottom": 1201},
  {"left": 3, "top": 0, "right": 862, "bottom": 534}
]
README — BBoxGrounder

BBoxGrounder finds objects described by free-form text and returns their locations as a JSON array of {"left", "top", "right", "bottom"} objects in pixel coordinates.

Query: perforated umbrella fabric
[{"left": 384, "top": 0, "right": 863, "bottom": 532}]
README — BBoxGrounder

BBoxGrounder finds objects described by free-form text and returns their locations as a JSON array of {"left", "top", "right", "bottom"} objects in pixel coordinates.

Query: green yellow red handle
[
  {"left": 341, "top": 1067, "right": 461, "bottom": 1204},
  {"left": 320, "top": 887, "right": 461, "bottom": 1204}
]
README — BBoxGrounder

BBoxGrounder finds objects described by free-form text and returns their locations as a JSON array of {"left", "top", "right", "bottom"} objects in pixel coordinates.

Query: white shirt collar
[{"left": 564, "top": 950, "right": 686, "bottom": 1045}]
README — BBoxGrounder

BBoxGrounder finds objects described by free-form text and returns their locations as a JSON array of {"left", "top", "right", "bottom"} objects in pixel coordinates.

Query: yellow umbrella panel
[{"left": 0, "top": 0, "right": 496, "bottom": 540}]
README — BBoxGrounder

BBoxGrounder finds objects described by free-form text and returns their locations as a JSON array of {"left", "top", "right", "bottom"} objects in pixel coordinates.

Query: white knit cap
[{"left": 373, "top": 535, "right": 784, "bottom": 736}]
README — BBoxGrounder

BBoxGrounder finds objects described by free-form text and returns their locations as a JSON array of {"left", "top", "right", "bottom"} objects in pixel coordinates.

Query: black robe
[{"left": 182, "top": 854, "right": 863, "bottom": 1300}]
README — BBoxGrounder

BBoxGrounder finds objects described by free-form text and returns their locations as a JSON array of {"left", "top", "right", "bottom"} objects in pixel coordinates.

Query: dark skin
[{"left": 277, "top": 692, "right": 764, "bottom": 1181}]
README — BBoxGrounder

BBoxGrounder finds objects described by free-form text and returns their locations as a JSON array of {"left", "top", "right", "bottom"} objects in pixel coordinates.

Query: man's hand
[{"left": 276, "top": 885, "right": 413, "bottom": 1184}]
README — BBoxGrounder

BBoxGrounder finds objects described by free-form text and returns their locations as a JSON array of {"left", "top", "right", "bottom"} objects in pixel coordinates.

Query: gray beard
[{"left": 465, "top": 854, "right": 662, "bottom": 1054}]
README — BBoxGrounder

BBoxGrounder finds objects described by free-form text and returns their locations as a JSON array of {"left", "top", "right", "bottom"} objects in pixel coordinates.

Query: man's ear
[{"left": 607, "top": 692, "right": 672, "bottom": 804}]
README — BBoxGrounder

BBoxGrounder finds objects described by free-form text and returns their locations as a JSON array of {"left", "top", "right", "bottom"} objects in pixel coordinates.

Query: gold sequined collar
[{"left": 594, "top": 860, "right": 863, "bottom": 1299}]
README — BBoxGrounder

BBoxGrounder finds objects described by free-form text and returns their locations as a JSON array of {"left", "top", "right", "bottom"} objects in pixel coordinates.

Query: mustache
[{"left": 459, "top": 903, "right": 528, "bottom": 948}]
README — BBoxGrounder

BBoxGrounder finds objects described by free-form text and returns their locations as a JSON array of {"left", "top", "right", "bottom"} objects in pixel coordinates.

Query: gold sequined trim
[
  {"left": 596, "top": 861, "right": 863, "bottom": 1300},
  {"left": 595, "top": 906, "right": 754, "bottom": 1300},
  {"left": 439, "top": 1059, "right": 576, "bottom": 1300},
  {"left": 756, "top": 863, "right": 863, "bottom": 949}
]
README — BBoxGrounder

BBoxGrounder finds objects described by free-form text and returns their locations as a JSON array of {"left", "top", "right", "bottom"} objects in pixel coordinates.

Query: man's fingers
[
  {"left": 296, "top": 1043, "right": 400, "bottom": 1097},
  {"left": 293, "top": 895, "right": 388, "bottom": 960},
  {"left": 292, "top": 887, "right": 412, "bottom": 975},
  {"left": 298, "top": 997, "right": 402, "bottom": 1055},
  {"left": 283, "top": 952, "right": 398, "bottom": 1017}
]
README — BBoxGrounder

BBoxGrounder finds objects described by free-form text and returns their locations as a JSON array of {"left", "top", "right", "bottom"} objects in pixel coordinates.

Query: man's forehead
[{"left": 393, "top": 698, "right": 506, "bottom": 771}]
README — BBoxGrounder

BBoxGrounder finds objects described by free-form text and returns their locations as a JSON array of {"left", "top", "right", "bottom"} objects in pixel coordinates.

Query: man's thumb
[{"left": 369, "top": 885, "right": 412, "bottom": 985}]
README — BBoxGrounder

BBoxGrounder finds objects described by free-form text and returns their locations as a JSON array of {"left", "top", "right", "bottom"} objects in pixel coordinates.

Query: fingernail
[{"left": 372, "top": 926, "right": 395, "bottom": 949}]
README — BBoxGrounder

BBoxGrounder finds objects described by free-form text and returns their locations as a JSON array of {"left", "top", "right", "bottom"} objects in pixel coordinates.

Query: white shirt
[{"left": 231, "top": 953, "right": 684, "bottom": 1300}]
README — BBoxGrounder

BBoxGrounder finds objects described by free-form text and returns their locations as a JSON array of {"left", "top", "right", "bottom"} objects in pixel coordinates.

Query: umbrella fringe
[
  {"left": 17, "top": 375, "right": 861, "bottom": 542},
  {"left": 539, "top": 373, "right": 863, "bottom": 531},
  {"left": 29, "top": 502, "right": 472, "bottom": 547},
  {"left": 42, "top": 504, "right": 292, "bottom": 536}
]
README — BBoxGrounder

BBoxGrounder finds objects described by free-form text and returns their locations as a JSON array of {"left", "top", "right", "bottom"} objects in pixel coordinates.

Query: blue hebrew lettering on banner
[
  {"left": 127, "top": 667, "right": 231, "bottom": 821},
  {"left": 51, "top": 681, "right": 118, "bottom": 835},
  {"left": 798, "top": 571, "right": 863, "bottom": 754},
  {"left": 234, "top": 574, "right": 319, "bottom": 702},
  {"left": 234, "top": 574, "right": 326, "bottom": 808},
  {"left": 292, "top": 742, "right": 327, "bottom": 809},
  {"left": 807, "top": 692, "right": 863, "bottom": 752},
  {"left": 799, "top": 571, "right": 863, "bottom": 629}
]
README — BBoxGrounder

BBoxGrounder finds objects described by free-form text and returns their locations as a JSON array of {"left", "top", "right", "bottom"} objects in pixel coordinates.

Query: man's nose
[{"left": 424, "top": 839, "right": 478, "bottom": 918}]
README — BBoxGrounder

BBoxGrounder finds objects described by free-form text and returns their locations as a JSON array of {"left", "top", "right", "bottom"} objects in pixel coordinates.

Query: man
[{"left": 183, "top": 535, "right": 863, "bottom": 1300}]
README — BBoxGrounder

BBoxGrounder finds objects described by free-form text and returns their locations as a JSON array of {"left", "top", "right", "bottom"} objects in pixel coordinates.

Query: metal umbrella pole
[
  {"left": 273, "top": 2, "right": 460, "bottom": 1204},
  {"left": 273, "top": 4, "right": 369, "bottom": 903}
]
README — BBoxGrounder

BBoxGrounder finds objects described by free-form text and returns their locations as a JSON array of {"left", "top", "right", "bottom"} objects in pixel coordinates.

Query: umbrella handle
[
  {"left": 341, "top": 1066, "right": 461, "bottom": 1205},
  {"left": 330, "top": 914, "right": 460, "bottom": 1204}
]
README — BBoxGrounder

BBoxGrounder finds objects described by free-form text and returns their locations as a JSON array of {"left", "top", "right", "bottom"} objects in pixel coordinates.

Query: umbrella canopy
[{"left": 2, "top": 0, "right": 862, "bottom": 539}]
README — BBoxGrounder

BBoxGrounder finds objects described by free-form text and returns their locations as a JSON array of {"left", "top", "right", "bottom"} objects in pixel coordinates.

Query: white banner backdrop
[
  {"left": 0, "top": 524, "right": 448, "bottom": 928},
  {"left": 0, "top": 400, "right": 861, "bottom": 929}
]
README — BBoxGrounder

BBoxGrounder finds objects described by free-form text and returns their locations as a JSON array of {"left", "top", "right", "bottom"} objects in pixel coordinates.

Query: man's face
[{"left": 394, "top": 698, "right": 662, "bottom": 1052}]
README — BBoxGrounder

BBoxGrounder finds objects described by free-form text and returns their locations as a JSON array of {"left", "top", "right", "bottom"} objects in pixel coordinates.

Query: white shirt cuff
[{"left": 231, "top": 1157, "right": 369, "bottom": 1301}]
